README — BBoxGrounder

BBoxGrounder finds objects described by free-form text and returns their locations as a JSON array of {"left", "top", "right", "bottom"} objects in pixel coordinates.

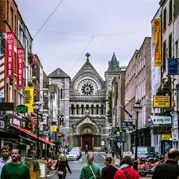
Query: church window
[
  {"left": 76, "top": 105, "right": 79, "bottom": 115},
  {"left": 96, "top": 105, "right": 99, "bottom": 115},
  {"left": 81, "top": 105, "right": 84, "bottom": 115},
  {"left": 71, "top": 104, "right": 74, "bottom": 115},
  {"left": 91, "top": 105, "right": 94, "bottom": 114},
  {"left": 101, "top": 105, "right": 104, "bottom": 115}
]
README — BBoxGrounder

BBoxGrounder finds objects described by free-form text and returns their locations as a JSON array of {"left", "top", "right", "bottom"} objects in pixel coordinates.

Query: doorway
[{"left": 82, "top": 135, "right": 92, "bottom": 151}]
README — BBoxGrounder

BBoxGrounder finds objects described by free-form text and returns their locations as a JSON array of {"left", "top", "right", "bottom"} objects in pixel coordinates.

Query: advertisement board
[
  {"left": 24, "top": 87, "right": 34, "bottom": 113},
  {"left": 150, "top": 115, "right": 171, "bottom": 125},
  {"left": 153, "top": 96, "right": 170, "bottom": 108},
  {"left": 17, "top": 48, "right": 24, "bottom": 87}
]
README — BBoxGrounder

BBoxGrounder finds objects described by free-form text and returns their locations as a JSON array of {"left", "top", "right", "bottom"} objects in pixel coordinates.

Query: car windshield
[
  {"left": 69, "top": 151, "right": 77, "bottom": 155},
  {"left": 137, "top": 148, "right": 148, "bottom": 155}
]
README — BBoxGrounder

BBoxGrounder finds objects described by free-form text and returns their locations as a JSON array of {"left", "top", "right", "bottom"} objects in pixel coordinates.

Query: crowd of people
[{"left": 1, "top": 144, "right": 179, "bottom": 179}]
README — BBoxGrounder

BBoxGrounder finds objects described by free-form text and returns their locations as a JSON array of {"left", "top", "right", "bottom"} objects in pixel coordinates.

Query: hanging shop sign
[
  {"left": 150, "top": 115, "right": 171, "bottom": 125},
  {"left": 153, "top": 96, "right": 170, "bottom": 108},
  {"left": 6, "top": 32, "right": 14, "bottom": 77},
  {"left": 16, "top": 105, "right": 28, "bottom": 113},
  {"left": 168, "top": 58, "right": 179, "bottom": 75},
  {"left": 17, "top": 48, "right": 24, "bottom": 87},
  {"left": 51, "top": 125, "right": 57, "bottom": 132},
  {"left": 154, "top": 18, "right": 162, "bottom": 67},
  {"left": 0, "top": 102, "right": 14, "bottom": 111},
  {"left": 161, "top": 134, "right": 171, "bottom": 141},
  {"left": 24, "top": 87, "right": 34, "bottom": 113}
]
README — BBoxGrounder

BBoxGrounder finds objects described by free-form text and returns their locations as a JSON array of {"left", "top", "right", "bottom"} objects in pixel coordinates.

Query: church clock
[{"left": 77, "top": 79, "right": 98, "bottom": 95}]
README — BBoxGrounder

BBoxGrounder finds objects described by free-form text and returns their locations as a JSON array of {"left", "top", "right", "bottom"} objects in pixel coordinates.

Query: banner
[
  {"left": 154, "top": 19, "right": 162, "bottom": 66},
  {"left": 24, "top": 87, "right": 34, "bottom": 112},
  {"left": 6, "top": 32, "right": 14, "bottom": 77},
  {"left": 17, "top": 48, "right": 24, "bottom": 87}
]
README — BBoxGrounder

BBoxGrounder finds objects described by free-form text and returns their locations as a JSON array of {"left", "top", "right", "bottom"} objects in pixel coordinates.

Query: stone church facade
[{"left": 48, "top": 53, "right": 120, "bottom": 150}]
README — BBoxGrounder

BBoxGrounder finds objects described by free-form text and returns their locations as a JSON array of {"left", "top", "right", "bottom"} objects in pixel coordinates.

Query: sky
[{"left": 15, "top": 0, "right": 159, "bottom": 79}]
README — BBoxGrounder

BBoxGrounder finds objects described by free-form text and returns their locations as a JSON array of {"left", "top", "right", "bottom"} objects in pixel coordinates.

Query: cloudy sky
[{"left": 15, "top": 0, "right": 159, "bottom": 79}]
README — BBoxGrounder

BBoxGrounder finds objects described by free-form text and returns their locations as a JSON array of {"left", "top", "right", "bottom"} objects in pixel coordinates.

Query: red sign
[
  {"left": 6, "top": 32, "right": 14, "bottom": 78},
  {"left": 17, "top": 48, "right": 24, "bottom": 87}
]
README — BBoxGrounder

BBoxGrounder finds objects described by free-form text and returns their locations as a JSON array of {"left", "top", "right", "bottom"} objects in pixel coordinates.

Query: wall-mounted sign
[
  {"left": 10, "top": 118, "right": 20, "bottom": 127},
  {"left": 150, "top": 115, "right": 171, "bottom": 125},
  {"left": 51, "top": 126, "right": 57, "bottom": 132},
  {"left": 0, "top": 120, "right": 5, "bottom": 129},
  {"left": 16, "top": 105, "right": 28, "bottom": 113},
  {"left": 153, "top": 96, "right": 170, "bottom": 108},
  {"left": 6, "top": 32, "right": 14, "bottom": 77},
  {"left": 161, "top": 134, "right": 171, "bottom": 141},
  {"left": 0, "top": 102, "right": 14, "bottom": 111},
  {"left": 168, "top": 58, "right": 179, "bottom": 75},
  {"left": 154, "top": 18, "right": 162, "bottom": 66},
  {"left": 24, "top": 87, "right": 34, "bottom": 113},
  {"left": 17, "top": 48, "right": 24, "bottom": 87}
]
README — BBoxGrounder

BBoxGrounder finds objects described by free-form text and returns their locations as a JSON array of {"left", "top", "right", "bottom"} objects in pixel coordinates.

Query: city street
[{"left": 47, "top": 152, "right": 152, "bottom": 179}]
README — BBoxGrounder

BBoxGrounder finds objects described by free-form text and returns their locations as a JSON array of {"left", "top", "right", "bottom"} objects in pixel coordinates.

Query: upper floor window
[
  {"left": 76, "top": 105, "right": 79, "bottom": 115},
  {"left": 169, "top": 33, "right": 172, "bottom": 58},
  {"left": 96, "top": 105, "right": 99, "bottom": 115},
  {"left": 81, "top": 105, "right": 84, "bottom": 115},
  {"left": 163, "top": 41, "right": 166, "bottom": 71},
  {"left": 176, "top": 40, "right": 178, "bottom": 58},
  {"left": 101, "top": 105, "right": 104, "bottom": 115},
  {"left": 10, "top": 7, "right": 13, "bottom": 29},
  {"left": 91, "top": 105, "right": 94, "bottom": 115},
  {"left": 71, "top": 104, "right": 74, "bottom": 115},
  {"left": 163, "top": 8, "right": 167, "bottom": 30},
  {"left": 169, "top": 0, "right": 172, "bottom": 23}
]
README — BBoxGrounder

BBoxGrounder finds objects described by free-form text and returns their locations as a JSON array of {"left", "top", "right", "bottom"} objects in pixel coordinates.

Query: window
[
  {"left": 71, "top": 104, "right": 74, "bottom": 115},
  {"left": 163, "top": 41, "right": 166, "bottom": 71},
  {"left": 60, "top": 89, "right": 63, "bottom": 99},
  {"left": 76, "top": 105, "right": 79, "bottom": 115},
  {"left": 169, "top": 0, "right": 172, "bottom": 22},
  {"left": 91, "top": 105, "right": 94, "bottom": 115},
  {"left": 10, "top": 7, "right": 13, "bottom": 29},
  {"left": 176, "top": 40, "right": 178, "bottom": 58},
  {"left": 169, "top": 33, "right": 172, "bottom": 58},
  {"left": 81, "top": 105, "right": 84, "bottom": 115},
  {"left": 163, "top": 8, "right": 167, "bottom": 30},
  {"left": 101, "top": 105, "right": 104, "bottom": 115},
  {"left": 96, "top": 105, "right": 99, "bottom": 115}
]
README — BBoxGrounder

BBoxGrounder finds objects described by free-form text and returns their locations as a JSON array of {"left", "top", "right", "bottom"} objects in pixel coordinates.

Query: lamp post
[
  {"left": 133, "top": 100, "right": 142, "bottom": 171},
  {"left": 33, "top": 100, "right": 41, "bottom": 159}
]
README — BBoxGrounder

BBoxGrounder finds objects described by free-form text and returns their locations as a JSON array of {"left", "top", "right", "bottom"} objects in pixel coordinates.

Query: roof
[
  {"left": 48, "top": 68, "right": 70, "bottom": 78},
  {"left": 106, "top": 52, "right": 120, "bottom": 73}
]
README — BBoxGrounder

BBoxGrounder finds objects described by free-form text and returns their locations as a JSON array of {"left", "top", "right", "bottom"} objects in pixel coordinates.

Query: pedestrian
[
  {"left": 1, "top": 147, "right": 30, "bottom": 179},
  {"left": 80, "top": 153, "right": 101, "bottom": 179},
  {"left": 101, "top": 156, "right": 118, "bottom": 179},
  {"left": 0, "top": 145, "right": 11, "bottom": 179},
  {"left": 152, "top": 148, "right": 179, "bottom": 179},
  {"left": 113, "top": 156, "right": 140, "bottom": 179},
  {"left": 85, "top": 144, "right": 88, "bottom": 154},
  {"left": 55, "top": 153, "right": 72, "bottom": 179}
]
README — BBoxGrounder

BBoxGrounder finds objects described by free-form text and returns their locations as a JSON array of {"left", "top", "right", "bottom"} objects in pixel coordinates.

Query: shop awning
[{"left": 12, "top": 126, "right": 54, "bottom": 145}]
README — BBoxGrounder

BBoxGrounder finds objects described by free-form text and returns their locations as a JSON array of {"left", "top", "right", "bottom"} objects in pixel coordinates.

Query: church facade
[{"left": 48, "top": 53, "right": 121, "bottom": 150}]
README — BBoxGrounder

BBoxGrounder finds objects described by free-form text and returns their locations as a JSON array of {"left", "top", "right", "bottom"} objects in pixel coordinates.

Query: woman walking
[
  {"left": 80, "top": 153, "right": 101, "bottom": 179},
  {"left": 55, "top": 153, "right": 72, "bottom": 179},
  {"left": 101, "top": 156, "right": 118, "bottom": 179},
  {"left": 114, "top": 156, "right": 140, "bottom": 179}
]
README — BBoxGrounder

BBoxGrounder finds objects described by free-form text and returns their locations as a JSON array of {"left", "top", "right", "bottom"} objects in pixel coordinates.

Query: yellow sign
[
  {"left": 153, "top": 96, "right": 170, "bottom": 108},
  {"left": 24, "top": 87, "right": 34, "bottom": 112},
  {"left": 51, "top": 126, "right": 57, "bottom": 132},
  {"left": 154, "top": 18, "right": 162, "bottom": 66},
  {"left": 161, "top": 134, "right": 171, "bottom": 141}
]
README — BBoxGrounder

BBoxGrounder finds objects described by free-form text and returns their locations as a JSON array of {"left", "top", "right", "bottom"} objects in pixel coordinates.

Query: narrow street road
[{"left": 47, "top": 152, "right": 152, "bottom": 179}]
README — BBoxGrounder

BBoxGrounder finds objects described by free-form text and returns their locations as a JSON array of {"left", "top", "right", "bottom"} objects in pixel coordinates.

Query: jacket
[
  {"left": 55, "top": 160, "right": 71, "bottom": 174},
  {"left": 113, "top": 166, "right": 140, "bottom": 179},
  {"left": 101, "top": 165, "right": 118, "bottom": 179},
  {"left": 80, "top": 163, "right": 101, "bottom": 179},
  {"left": 152, "top": 160, "right": 179, "bottom": 179}
]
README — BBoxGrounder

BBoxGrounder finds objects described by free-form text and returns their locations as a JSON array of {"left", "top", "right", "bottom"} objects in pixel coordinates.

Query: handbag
[
  {"left": 89, "top": 165, "right": 97, "bottom": 179},
  {"left": 121, "top": 168, "right": 130, "bottom": 179},
  {"left": 57, "top": 170, "right": 64, "bottom": 175}
]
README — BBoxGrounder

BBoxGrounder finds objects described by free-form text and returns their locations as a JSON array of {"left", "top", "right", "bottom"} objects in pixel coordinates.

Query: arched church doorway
[{"left": 82, "top": 135, "right": 92, "bottom": 150}]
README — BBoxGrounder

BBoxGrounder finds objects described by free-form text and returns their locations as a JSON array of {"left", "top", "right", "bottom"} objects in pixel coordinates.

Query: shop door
[
  {"left": 161, "top": 141, "right": 172, "bottom": 155},
  {"left": 82, "top": 135, "right": 92, "bottom": 151}
]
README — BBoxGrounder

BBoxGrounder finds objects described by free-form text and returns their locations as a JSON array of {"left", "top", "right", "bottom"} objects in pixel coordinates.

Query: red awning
[{"left": 12, "top": 126, "right": 54, "bottom": 145}]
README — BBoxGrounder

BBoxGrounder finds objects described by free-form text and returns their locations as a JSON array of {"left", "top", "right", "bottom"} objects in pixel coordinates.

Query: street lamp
[
  {"left": 133, "top": 100, "right": 142, "bottom": 171},
  {"left": 33, "top": 100, "right": 41, "bottom": 159}
]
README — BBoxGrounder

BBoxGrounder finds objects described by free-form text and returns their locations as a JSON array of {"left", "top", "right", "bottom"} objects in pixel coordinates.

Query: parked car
[
  {"left": 71, "top": 147, "right": 82, "bottom": 158},
  {"left": 66, "top": 150, "right": 79, "bottom": 161}
]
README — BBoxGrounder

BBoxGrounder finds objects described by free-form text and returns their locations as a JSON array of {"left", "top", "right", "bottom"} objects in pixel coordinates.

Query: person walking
[
  {"left": 80, "top": 153, "right": 101, "bottom": 179},
  {"left": 101, "top": 156, "right": 118, "bottom": 179},
  {"left": 152, "top": 148, "right": 179, "bottom": 179},
  {"left": 55, "top": 153, "right": 72, "bottom": 179},
  {"left": 1, "top": 147, "right": 30, "bottom": 179},
  {"left": 85, "top": 144, "right": 88, "bottom": 154},
  {"left": 0, "top": 145, "right": 11, "bottom": 179},
  {"left": 113, "top": 156, "right": 140, "bottom": 179}
]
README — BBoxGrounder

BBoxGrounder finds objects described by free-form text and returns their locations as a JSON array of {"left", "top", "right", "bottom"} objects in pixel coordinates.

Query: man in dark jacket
[{"left": 152, "top": 148, "right": 179, "bottom": 179}]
